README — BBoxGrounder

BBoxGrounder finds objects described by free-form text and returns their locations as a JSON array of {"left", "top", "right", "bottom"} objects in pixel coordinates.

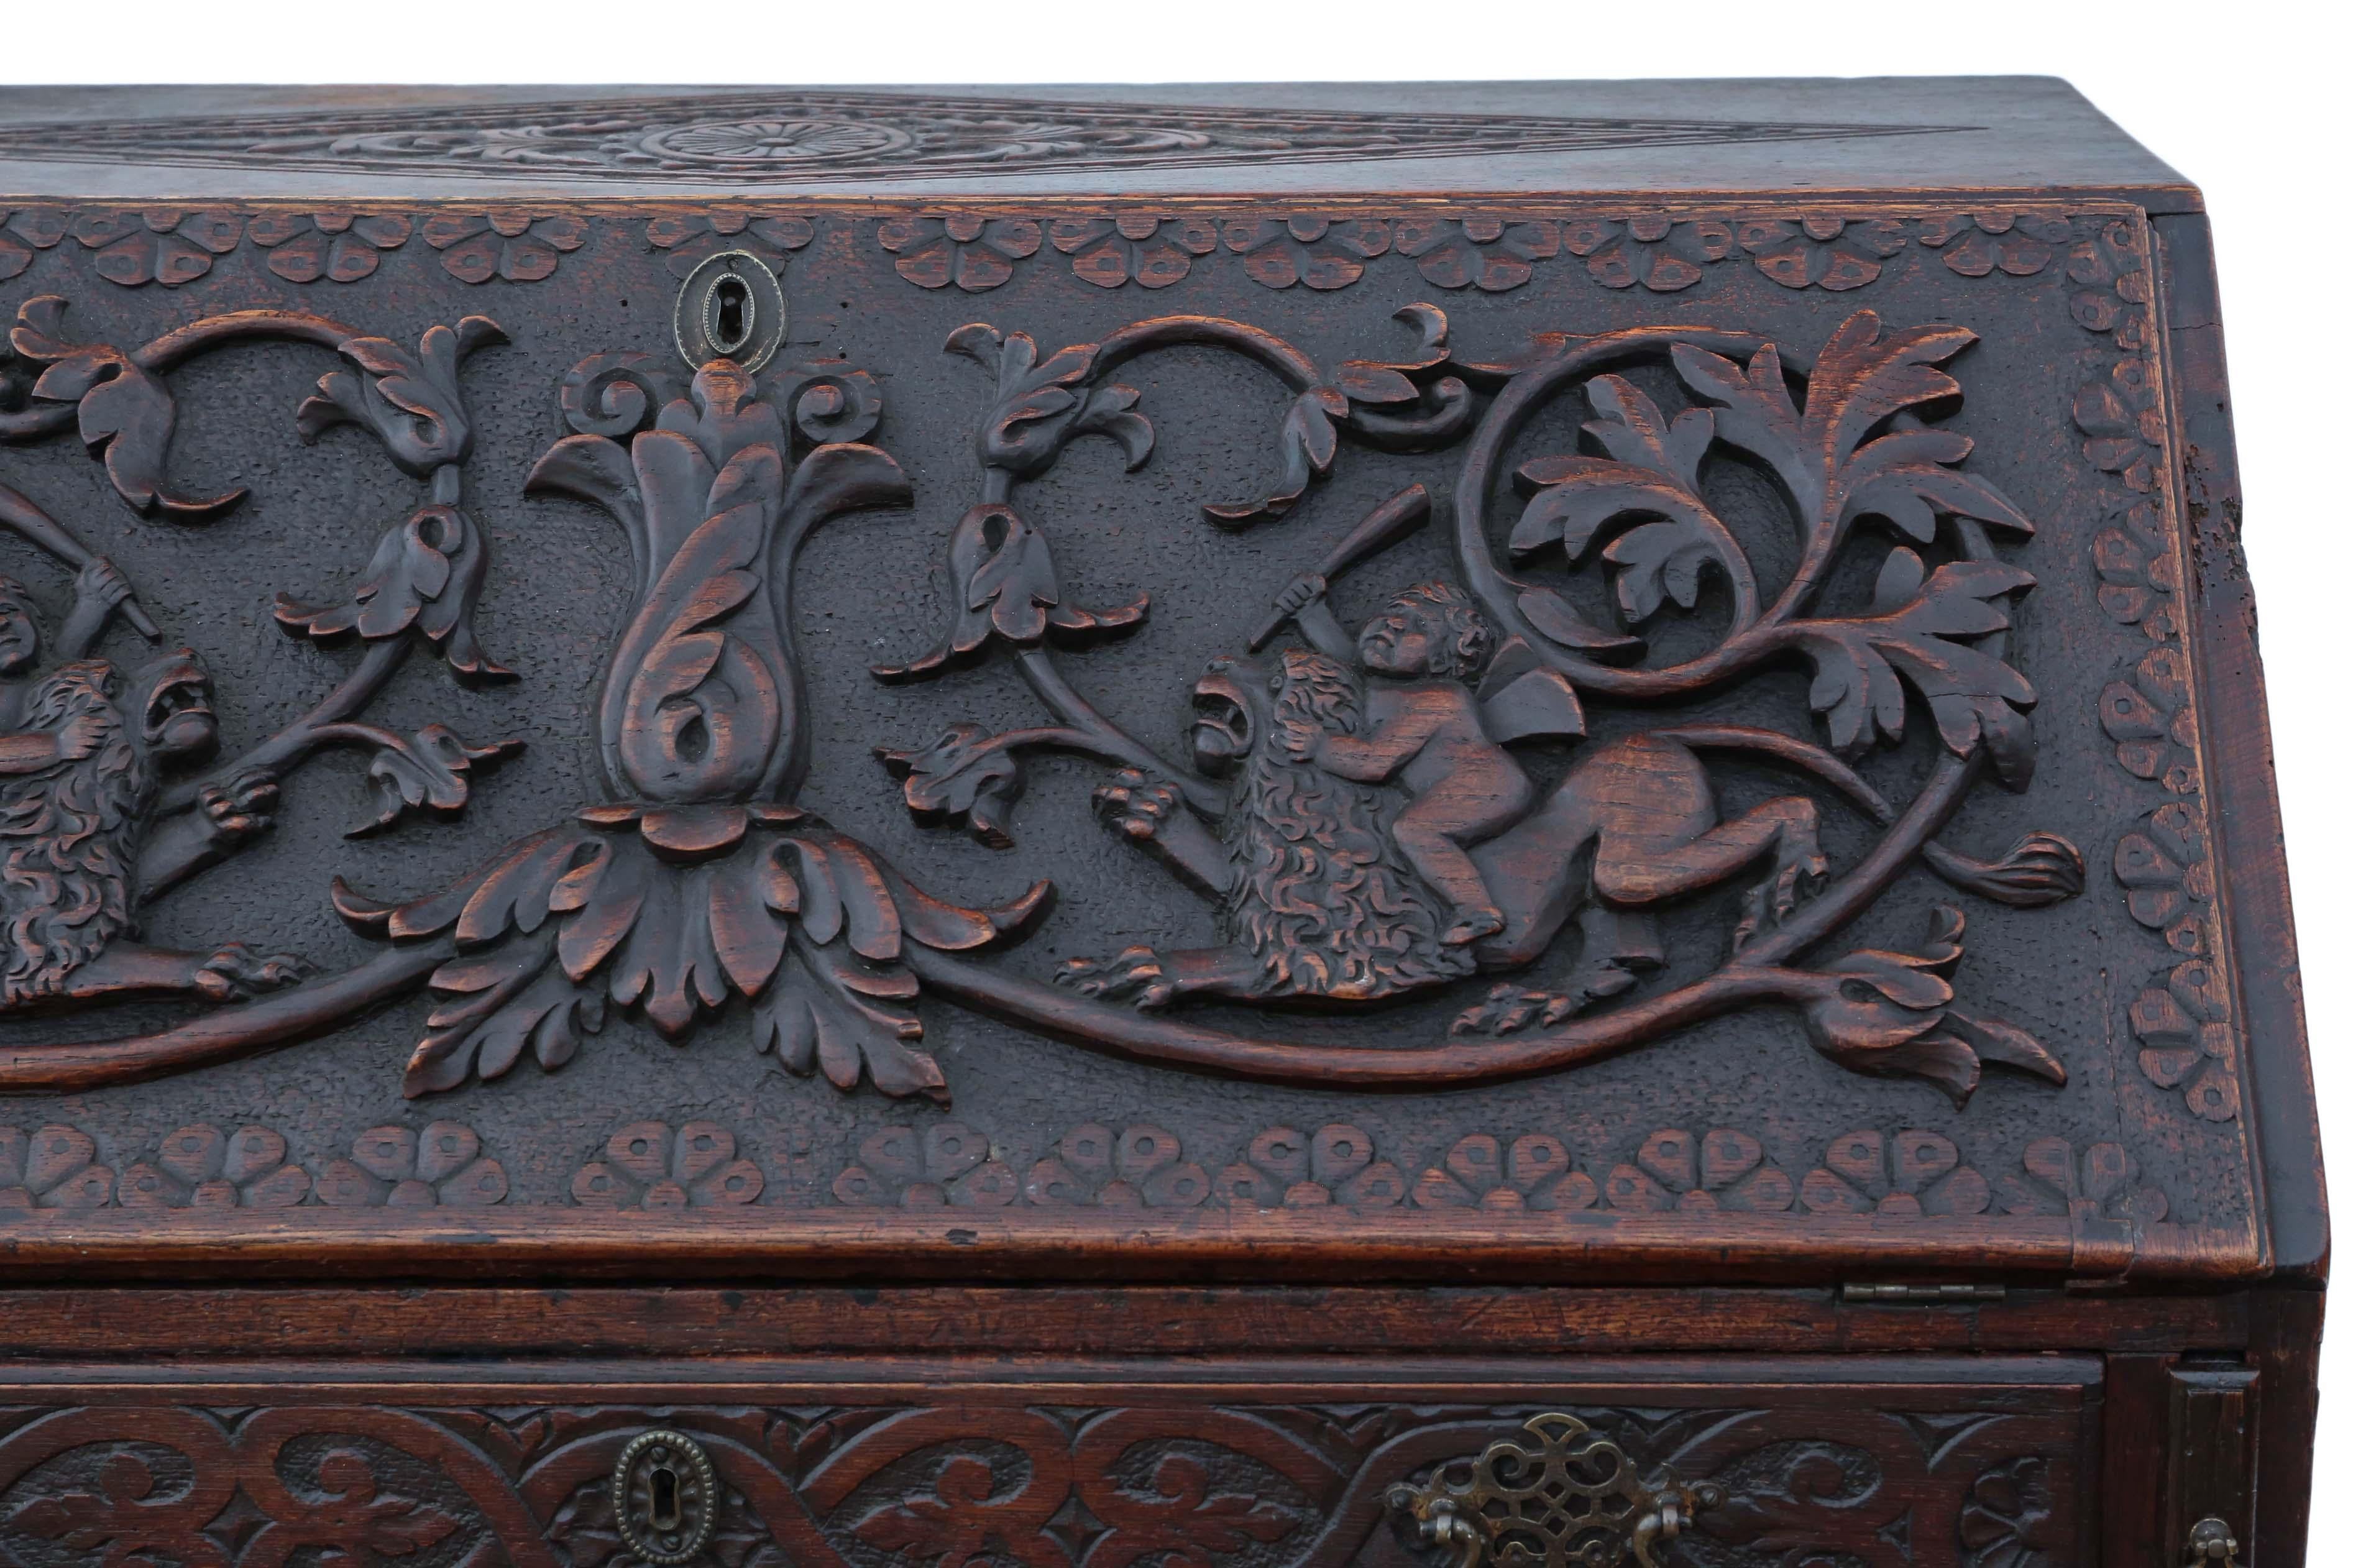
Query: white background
[{"left": 6, "top": 3, "right": 2362, "bottom": 1558}]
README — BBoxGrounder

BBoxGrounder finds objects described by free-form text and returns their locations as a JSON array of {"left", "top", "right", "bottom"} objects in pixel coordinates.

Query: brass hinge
[{"left": 1840, "top": 1283, "right": 2008, "bottom": 1306}]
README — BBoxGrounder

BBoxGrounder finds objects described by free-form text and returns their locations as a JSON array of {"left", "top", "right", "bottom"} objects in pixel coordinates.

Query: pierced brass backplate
[{"left": 1386, "top": 1411, "right": 1725, "bottom": 1568}]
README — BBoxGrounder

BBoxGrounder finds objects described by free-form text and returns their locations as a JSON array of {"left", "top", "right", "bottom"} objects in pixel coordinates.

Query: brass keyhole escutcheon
[
  {"left": 674, "top": 249, "right": 786, "bottom": 372},
  {"left": 611, "top": 1428, "right": 718, "bottom": 1564}
]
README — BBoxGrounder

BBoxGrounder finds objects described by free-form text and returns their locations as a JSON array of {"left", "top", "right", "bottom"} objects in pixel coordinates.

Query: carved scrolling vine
[{"left": 0, "top": 216, "right": 2167, "bottom": 1150}]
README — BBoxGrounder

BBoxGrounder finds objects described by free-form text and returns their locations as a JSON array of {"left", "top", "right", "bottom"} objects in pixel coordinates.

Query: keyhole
[
  {"left": 707, "top": 274, "right": 753, "bottom": 356},
  {"left": 649, "top": 1461, "right": 682, "bottom": 1531}
]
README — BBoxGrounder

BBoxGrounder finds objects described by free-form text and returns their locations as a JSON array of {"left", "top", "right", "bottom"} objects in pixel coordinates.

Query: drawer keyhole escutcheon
[
  {"left": 674, "top": 249, "right": 786, "bottom": 372},
  {"left": 1387, "top": 1411, "right": 1723, "bottom": 1568},
  {"left": 610, "top": 1428, "right": 718, "bottom": 1564}
]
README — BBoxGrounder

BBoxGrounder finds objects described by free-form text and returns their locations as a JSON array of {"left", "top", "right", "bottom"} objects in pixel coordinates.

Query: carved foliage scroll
[{"left": 0, "top": 1391, "right": 2085, "bottom": 1568}]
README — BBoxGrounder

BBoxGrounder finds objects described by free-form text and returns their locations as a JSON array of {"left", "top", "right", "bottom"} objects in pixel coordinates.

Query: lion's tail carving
[
  {"left": 1651, "top": 722, "right": 2085, "bottom": 908},
  {"left": 1222, "top": 649, "right": 1474, "bottom": 1001},
  {"left": 0, "top": 660, "right": 150, "bottom": 1004}
]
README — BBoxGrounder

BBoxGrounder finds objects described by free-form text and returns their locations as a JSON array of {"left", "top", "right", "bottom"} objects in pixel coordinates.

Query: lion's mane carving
[
  {"left": 0, "top": 660, "right": 145, "bottom": 1004},
  {"left": 1223, "top": 649, "right": 1473, "bottom": 1001}
]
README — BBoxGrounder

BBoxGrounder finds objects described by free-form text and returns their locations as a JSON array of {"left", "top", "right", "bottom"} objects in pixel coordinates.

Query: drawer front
[{"left": 0, "top": 1360, "right": 2096, "bottom": 1566}]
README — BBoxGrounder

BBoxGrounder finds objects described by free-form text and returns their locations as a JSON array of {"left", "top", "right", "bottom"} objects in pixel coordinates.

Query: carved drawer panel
[
  {"left": 0, "top": 83, "right": 2301, "bottom": 1296},
  {"left": 0, "top": 1358, "right": 2098, "bottom": 1567}
]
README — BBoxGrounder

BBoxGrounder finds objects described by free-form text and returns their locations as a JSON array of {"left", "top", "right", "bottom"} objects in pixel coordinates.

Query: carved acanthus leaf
[
  {"left": 295, "top": 316, "right": 507, "bottom": 477},
  {"left": 9, "top": 295, "right": 244, "bottom": 518}
]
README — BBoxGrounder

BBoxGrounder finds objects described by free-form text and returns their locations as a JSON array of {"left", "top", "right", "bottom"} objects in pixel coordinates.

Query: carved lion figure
[
  {"left": 1222, "top": 648, "right": 1475, "bottom": 1001},
  {"left": 1059, "top": 649, "right": 1475, "bottom": 1007},
  {"left": 0, "top": 651, "right": 307, "bottom": 1007}
]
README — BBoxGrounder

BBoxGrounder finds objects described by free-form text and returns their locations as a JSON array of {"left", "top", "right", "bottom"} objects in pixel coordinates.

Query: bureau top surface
[{"left": 0, "top": 78, "right": 2191, "bottom": 203}]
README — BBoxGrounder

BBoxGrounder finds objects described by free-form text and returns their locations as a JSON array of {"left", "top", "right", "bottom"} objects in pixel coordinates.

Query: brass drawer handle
[
  {"left": 1386, "top": 1411, "right": 1724, "bottom": 1568},
  {"left": 2188, "top": 1517, "right": 2245, "bottom": 1568}
]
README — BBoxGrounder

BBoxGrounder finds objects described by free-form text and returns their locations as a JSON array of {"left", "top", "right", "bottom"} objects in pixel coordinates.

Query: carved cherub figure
[
  {"left": 0, "top": 562, "right": 134, "bottom": 774},
  {"left": 1272, "top": 572, "right": 1531, "bottom": 943}
]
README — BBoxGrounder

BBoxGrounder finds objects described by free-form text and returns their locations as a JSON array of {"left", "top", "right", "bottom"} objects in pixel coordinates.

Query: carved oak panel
[
  {"left": 0, "top": 1364, "right": 2096, "bottom": 1567},
  {"left": 0, "top": 193, "right": 2261, "bottom": 1281}
]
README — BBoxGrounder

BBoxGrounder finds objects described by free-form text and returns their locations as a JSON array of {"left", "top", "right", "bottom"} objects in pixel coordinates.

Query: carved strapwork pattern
[
  {"left": 0, "top": 1393, "right": 2084, "bottom": 1568},
  {"left": 573, "top": 1120, "right": 764, "bottom": 1209},
  {"left": 0, "top": 1115, "right": 2166, "bottom": 1226},
  {"left": 245, "top": 211, "right": 413, "bottom": 283},
  {"left": 422, "top": 211, "right": 587, "bottom": 284},
  {"left": 646, "top": 209, "right": 815, "bottom": 277},
  {"left": 858, "top": 208, "right": 2089, "bottom": 294},
  {"left": 2, "top": 1119, "right": 511, "bottom": 1213},
  {"left": 0, "top": 203, "right": 2092, "bottom": 298},
  {"left": 0, "top": 208, "right": 66, "bottom": 280},
  {"left": 2071, "top": 212, "right": 2242, "bottom": 1124},
  {"left": 878, "top": 214, "right": 1042, "bottom": 291}
]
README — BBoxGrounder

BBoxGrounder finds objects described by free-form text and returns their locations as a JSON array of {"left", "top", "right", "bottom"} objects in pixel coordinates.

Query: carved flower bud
[
  {"left": 275, "top": 503, "right": 512, "bottom": 681},
  {"left": 875, "top": 503, "right": 1145, "bottom": 680}
]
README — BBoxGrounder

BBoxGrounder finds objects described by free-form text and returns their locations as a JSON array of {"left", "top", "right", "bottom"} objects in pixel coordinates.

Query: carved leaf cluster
[
  {"left": 1736, "top": 215, "right": 1909, "bottom": 290},
  {"left": 296, "top": 316, "right": 507, "bottom": 477},
  {"left": 1049, "top": 215, "right": 1217, "bottom": 288},
  {"left": 879, "top": 214, "right": 1042, "bottom": 291},
  {"left": 422, "top": 211, "right": 585, "bottom": 283},
  {"left": 530, "top": 360, "right": 910, "bottom": 804},
  {"left": 0, "top": 206, "right": 66, "bottom": 280},
  {"left": 119, "top": 1124, "right": 310, "bottom": 1209},
  {"left": 876, "top": 722, "right": 1026, "bottom": 848},
  {"left": 1510, "top": 372, "right": 1730, "bottom": 635},
  {"left": 1652, "top": 313, "right": 2041, "bottom": 777},
  {"left": 0, "top": 1124, "right": 112, "bottom": 1209},
  {"left": 337, "top": 812, "right": 1047, "bottom": 1103},
  {"left": 1793, "top": 552, "right": 2037, "bottom": 781},
  {"left": 833, "top": 1122, "right": 1019, "bottom": 1208},
  {"left": 349, "top": 724, "right": 521, "bottom": 838},
  {"left": 247, "top": 211, "right": 412, "bottom": 283},
  {"left": 648, "top": 210, "right": 815, "bottom": 277},
  {"left": 8, "top": 296, "right": 244, "bottom": 517},
  {"left": 315, "top": 1121, "right": 507, "bottom": 1207},
  {"left": 1207, "top": 303, "right": 1465, "bottom": 526},
  {"left": 949, "top": 323, "right": 1153, "bottom": 478}
]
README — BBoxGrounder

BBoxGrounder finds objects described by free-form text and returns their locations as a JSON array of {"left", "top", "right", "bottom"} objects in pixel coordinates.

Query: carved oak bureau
[{"left": 0, "top": 79, "right": 2323, "bottom": 1567}]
